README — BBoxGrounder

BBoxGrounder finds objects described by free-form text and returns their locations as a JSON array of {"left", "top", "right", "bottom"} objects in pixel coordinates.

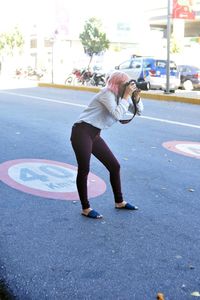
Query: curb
[
  {"left": 38, "top": 83, "right": 200, "bottom": 105},
  {"left": 141, "top": 91, "right": 200, "bottom": 105},
  {"left": 38, "top": 82, "right": 100, "bottom": 93}
]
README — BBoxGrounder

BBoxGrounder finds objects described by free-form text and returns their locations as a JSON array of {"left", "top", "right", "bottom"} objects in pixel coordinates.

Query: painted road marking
[
  {"left": 0, "top": 159, "right": 106, "bottom": 200},
  {"left": 0, "top": 91, "right": 87, "bottom": 108},
  {"left": 163, "top": 141, "right": 200, "bottom": 159},
  {"left": 140, "top": 116, "right": 200, "bottom": 129},
  {"left": 0, "top": 91, "right": 200, "bottom": 129}
]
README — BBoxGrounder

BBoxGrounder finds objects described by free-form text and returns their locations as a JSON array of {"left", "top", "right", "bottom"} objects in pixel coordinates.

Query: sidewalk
[
  {"left": 146, "top": 89, "right": 200, "bottom": 99},
  {"left": 0, "top": 78, "right": 38, "bottom": 90},
  {"left": 141, "top": 89, "right": 200, "bottom": 105}
]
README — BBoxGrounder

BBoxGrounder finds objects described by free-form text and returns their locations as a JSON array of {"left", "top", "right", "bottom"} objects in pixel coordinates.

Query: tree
[
  {"left": 0, "top": 27, "right": 24, "bottom": 76},
  {"left": 170, "top": 33, "right": 182, "bottom": 54},
  {"left": 0, "top": 34, "right": 6, "bottom": 54},
  {"left": 79, "top": 17, "right": 110, "bottom": 69},
  {"left": 0, "top": 27, "right": 24, "bottom": 56}
]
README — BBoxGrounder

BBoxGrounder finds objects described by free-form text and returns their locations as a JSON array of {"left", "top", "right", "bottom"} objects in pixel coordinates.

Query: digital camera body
[{"left": 127, "top": 79, "right": 149, "bottom": 91}]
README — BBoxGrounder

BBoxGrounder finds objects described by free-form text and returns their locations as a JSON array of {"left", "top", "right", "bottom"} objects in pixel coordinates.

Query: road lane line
[
  {"left": 0, "top": 91, "right": 87, "bottom": 108},
  {"left": 140, "top": 116, "right": 200, "bottom": 129},
  {"left": 1, "top": 91, "right": 200, "bottom": 129}
]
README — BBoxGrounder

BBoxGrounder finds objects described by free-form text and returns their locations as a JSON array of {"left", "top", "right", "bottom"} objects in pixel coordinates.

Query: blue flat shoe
[
  {"left": 81, "top": 209, "right": 103, "bottom": 219},
  {"left": 115, "top": 203, "right": 138, "bottom": 210}
]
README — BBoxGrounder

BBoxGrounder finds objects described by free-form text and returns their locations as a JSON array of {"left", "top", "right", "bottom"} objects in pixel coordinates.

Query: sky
[
  {"left": 0, "top": 0, "right": 54, "bottom": 31},
  {"left": 0, "top": 0, "right": 163, "bottom": 30},
  {"left": 0, "top": 0, "right": 168, "bottom": 44}
]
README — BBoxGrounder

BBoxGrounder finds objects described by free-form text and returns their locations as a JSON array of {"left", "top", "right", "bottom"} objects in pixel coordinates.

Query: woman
[{"left": 70, "top": 71, "right": 144, "bottom": 219}]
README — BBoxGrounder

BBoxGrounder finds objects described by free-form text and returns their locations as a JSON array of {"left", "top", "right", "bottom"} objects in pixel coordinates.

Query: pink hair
[{"left": 106, "top": 71, "right": 130, "bottom": 95}]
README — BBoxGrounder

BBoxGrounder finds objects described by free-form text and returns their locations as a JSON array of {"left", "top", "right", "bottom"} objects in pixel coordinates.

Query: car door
[{"left": 129, "top": 58, "right": 143, "bottom": 80}]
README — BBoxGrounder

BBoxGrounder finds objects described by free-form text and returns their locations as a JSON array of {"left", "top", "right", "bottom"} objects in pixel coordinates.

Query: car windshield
[
  {"left": 118, "top": 60, "right": 131, "bottom": 69},
  {"left": 156, "top": 60, "right": 166, "bottom": 68}
]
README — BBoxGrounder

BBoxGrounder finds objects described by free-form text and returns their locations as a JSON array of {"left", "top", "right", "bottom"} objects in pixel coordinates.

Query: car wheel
[
  {"left": 145, "top": 82, "right": 150, "bottom": 90},
  {"left": 183, "top": 80, "right": 193, "bottom": 91}
]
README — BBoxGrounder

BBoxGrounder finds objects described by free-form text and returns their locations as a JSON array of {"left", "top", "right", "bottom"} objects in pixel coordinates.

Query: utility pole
[{"left": 165, "top": 0, "right": 171, "bottom": 94}]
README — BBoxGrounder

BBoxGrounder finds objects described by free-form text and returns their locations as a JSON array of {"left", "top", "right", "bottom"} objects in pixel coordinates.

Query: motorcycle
[
  {"left": 65, "top": 68, "right": 93, "bottom": 85},
  {"left": 26, "top": 67, "right": 45, "bottom": 80},
  {"left": 15, "top": 67, "right": 45, "bottom": 80},
  {"left": 89, "top": 72, "right": 106, "bottom": 87}
]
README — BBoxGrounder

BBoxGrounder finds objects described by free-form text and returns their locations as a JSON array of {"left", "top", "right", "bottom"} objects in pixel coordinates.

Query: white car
[{"left": 108, "top": 56, "right": 180, "bottom": 91}]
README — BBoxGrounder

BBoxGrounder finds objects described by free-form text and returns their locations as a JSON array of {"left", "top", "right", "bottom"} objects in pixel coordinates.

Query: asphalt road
[{"left": 0, "top": 86, "right": 200, "bottom": 300}]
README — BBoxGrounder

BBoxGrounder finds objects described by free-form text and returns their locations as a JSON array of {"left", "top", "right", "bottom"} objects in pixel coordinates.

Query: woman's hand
[
  {"left": 132, "top": 88, "right": 141, "bottom": 103},
  {"left": 123, "top": 82, "right": 139, "bottom": 100}
]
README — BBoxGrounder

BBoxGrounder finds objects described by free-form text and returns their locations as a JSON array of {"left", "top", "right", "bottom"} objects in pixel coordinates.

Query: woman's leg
[
  {"left": 92, "top": 136, "right": 123, "bottom": 203},
  {"left": 70, "top": 125, "right": 93, "bottom": 209}
]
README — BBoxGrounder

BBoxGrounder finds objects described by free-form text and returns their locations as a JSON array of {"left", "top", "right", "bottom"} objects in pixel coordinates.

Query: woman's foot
[
  {"left": 81, "top": 208, "right": 103, "bottom": 219},
  {"left": 115, "top": 201, "right": 127, "bottom": 208},
  {"left": 115, "top": 201, "right": 138, "bottom": 210},
  {"left": 82, "top": 208, "right": 92, "bottom": 215}
]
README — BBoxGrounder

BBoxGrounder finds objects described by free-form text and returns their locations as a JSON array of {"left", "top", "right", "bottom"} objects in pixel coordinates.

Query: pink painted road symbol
[
  {"left": 0, "top": 159, "right": 106, "bottom": 200},
  {"left": 162, "top": 141, "right": 200, "bottom": 159}
]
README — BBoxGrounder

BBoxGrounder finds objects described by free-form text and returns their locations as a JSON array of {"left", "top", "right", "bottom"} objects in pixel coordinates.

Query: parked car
[
  {"left": 178, "top": 64, "right": 200, "bottom": 91},
  {"left": 108, "top": 56, "right": 180, "bottom": 91}
]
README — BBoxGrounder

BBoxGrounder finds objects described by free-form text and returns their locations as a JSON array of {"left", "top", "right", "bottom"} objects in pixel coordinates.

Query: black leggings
[{"left": 70, "top": 122, "right": 123, "bottom": 209}]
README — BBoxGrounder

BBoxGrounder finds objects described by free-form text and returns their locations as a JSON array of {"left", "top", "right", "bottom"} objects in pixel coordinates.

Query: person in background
[{"left": 70, "top": 71, "right": 144, "bottom": 219}]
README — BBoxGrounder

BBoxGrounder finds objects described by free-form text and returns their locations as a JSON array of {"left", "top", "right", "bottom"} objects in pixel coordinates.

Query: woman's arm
[
  {"left": 99, "top": 91, "right": 130, "bottom": 121},
  {"left": 128, "top": 89, "right": 144, "bottom": 115},
  {"left": 136, "top": 99, "right": 144, "bottom": 115}
]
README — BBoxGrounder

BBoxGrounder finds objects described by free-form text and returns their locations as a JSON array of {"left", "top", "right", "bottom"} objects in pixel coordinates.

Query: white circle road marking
[
  {"left": 0, "top": 159, "right": 106, "bottom": 200},
  {"left": 162, "top": 141, "right": 200, "bottom": 159}
]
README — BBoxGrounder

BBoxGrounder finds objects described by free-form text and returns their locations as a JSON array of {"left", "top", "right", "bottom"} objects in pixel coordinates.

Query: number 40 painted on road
[{"left": 0, "top": 159, "right": 106, "bottom": 200}]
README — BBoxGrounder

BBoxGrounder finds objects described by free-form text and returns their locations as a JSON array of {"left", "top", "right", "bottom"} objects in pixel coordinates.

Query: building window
[
  {"left": 44, "top": 39, "right": 53, "bottom": 47},
  {"left": 30, "top": 39, "right": 37, "bottom": 48}
]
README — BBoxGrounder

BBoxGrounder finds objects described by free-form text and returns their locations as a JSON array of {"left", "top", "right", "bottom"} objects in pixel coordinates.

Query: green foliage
[
  {"left": 0, "top": 34, "right": 6, "bottom": 52},
  {"left": 170, "top": 34, "right": 182, "bottom": 54},
  {"left": 0, "top": 27, "right": 24, "bottom": 55},
  {"left": 79, "top": 17, "right": 110, "bottom": 68}
]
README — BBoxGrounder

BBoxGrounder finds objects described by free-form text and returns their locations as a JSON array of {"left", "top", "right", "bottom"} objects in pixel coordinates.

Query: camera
[
  {"left": 119, "top": 79, "right": 146, "bottom": 124},
  {"left": 126, "top": 79, "right": 149, "bottom": 91},
  {"left": 122, "top": 79, "right": 146, "bottom": 104}
]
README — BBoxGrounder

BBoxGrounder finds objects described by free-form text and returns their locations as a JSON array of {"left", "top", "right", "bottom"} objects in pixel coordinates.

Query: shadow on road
[{"left": 0, "top": 279, "right": 15, "bottom": 300}]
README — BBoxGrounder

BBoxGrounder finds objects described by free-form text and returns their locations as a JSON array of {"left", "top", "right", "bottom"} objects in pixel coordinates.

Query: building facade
[{"left": 1, "top": 0, "right": 200, "bottom": 81}]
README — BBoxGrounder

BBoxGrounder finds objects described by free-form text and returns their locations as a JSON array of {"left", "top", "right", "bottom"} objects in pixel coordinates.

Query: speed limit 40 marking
[{"left": 0, "top": 159, "right": 106, "bottom": 200}]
